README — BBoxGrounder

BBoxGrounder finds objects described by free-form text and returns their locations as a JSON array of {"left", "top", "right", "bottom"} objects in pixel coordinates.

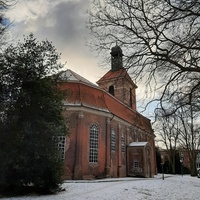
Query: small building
[
  {"left": 127, "top": 142, "right": 152, "bottom": 177},
  {"left": 59, "top": 45, "right": 156, "bottom": 179}
]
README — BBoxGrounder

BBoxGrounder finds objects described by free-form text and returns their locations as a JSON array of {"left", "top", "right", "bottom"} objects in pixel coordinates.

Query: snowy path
[{"left": 2, "top": 174, "right": 200, "bottom": 200}]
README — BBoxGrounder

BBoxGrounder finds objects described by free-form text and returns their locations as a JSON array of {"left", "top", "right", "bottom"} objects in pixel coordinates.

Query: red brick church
[{"left": 59, "top": 45, "right": 156, "bottom": 180}]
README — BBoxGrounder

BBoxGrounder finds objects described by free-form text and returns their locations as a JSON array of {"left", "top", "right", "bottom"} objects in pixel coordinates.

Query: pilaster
[
  {"left": 105, "top": 117, "right": 111, "bottom": 177},
  {"left": 117, "top": 123, "right": 122, "bottom": 177},
  {"left": 74, "top": 111, "right": 84, "bottom": 179}
]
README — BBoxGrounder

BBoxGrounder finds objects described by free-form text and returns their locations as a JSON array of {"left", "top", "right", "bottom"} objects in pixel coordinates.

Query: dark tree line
[{"left": 0, "top": 1, "right": 68, "bottom": 196}]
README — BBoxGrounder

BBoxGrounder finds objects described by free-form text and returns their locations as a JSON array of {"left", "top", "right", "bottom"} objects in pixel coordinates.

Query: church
[{"left": 59, "top": 45, "right": 156, "bottom": 180}]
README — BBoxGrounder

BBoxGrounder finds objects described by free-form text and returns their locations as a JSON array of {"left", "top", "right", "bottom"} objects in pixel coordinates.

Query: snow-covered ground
[{"left": 2, "top": 174, "right": 200, "bottom": 200}]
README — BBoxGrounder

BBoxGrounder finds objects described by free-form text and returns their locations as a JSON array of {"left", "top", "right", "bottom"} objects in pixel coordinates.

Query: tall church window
[
  {"left": 109, "top": 85, "right": 115, "bottom": 96},
  {"left": 89, "top": 124, "right": 99, "bottom": 163},
  {"left": 111, "top": 129, "right": 116, "bottom": 151},
  {"left": 121, "top": 132, "right": 125, "bottom": 153}
]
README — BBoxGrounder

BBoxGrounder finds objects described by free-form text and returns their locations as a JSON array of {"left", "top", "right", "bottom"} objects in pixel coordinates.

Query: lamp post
[
  {"left": 161, "top": 155, "right": 164, "bottom": 180},
  {"left": 180, "top": 152, "right": 184, "bottom": 177}
]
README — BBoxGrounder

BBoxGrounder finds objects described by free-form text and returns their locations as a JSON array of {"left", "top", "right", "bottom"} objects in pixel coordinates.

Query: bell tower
[{"left": 97, "top": 45, "right": 137, "bottom": 110}]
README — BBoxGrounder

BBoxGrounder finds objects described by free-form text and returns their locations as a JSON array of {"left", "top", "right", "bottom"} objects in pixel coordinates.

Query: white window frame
[
  {"left": 121, "top": 132, "right": 125, "bottom": 153},
  {"left": 89, "top": 124, "right": 99, "bottom": 163},
  {"left": 111, "top": 129, "right": 116, "bottom": 152}
]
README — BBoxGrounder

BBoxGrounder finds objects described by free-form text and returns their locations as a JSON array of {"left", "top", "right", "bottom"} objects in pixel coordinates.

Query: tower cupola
[{"left": 110, "top": 45, "right": 123, "bottom": 71}]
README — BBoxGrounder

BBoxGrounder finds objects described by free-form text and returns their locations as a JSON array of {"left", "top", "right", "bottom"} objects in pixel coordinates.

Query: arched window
[
  {"left": 89, "top": 124, "right": 99, "bottom": 163},
  {"left": 109, "top": 85, "right": 115, "bottom": 96},
  {"left": 111, "top": 129, "right": 116, "bottom": 151}
]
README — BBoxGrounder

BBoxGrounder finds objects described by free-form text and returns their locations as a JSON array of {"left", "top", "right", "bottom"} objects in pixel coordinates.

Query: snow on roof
[
  {"left": 58, "top": 69, "right": 96, "bottom": 86},
  {"left": 128, "top": 142, "right": 148, "bottom": 147}
]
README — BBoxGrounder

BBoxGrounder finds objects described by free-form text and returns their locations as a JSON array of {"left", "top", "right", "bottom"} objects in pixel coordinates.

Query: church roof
[
  {"left": 96, "top": 67, "right": 137, "bottom": 88},
  {"left": 59, "top": 71, "right": 153, "bottom": 135}
]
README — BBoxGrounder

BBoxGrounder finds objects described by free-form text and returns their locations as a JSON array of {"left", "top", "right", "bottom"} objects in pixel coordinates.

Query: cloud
[
  {"left": 6, "top": 0, "right": 107, "bottom": 84},
  {"left": 8, "top": 0, "right": 90, "bottom": 46},
  {"left": 7, "top": 0, "right": 52, "bottom": 24}
]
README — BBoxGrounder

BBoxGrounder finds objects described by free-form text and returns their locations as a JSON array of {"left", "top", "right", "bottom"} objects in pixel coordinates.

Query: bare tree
[
  {"left": 88, "top": 0, "right": 200, "bottom": 108},
  {"left": 177, "top": 106, "right": 200, "bottom": 176},
  {"left": 155, "top": 95, "right": 200, "bottom": 176},
  {"left": 155, "top": 108, "right": 180, "bottom": 174},
  {"left": 0, "top": 0, "right": 15, "bottom": 49}
]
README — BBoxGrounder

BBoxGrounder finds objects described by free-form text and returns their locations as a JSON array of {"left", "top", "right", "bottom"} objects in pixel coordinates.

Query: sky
[
  {"left": 5, "top": 0, "right": 155, "bottom": 117},
  {"left": 2, "top": 174, "right": 200, "bottom": 199},
  {"left": 6, "top": 0, "right": 107, "bottom": 84}
]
